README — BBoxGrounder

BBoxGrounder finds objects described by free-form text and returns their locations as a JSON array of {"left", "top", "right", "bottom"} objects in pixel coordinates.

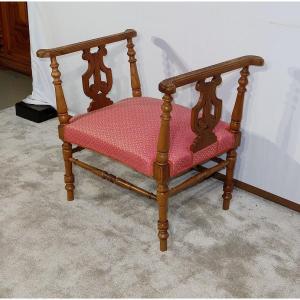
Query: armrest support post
[
  {"left": 230, "top": 66, "right": 250, "bottom": 146},
  {"left": 153, "top": 92, "right": 173, "bottom": 182},
  {"left": 50, "top": 56, "right": 70, "bottom": 140},
  {"left": 126, "top": 37, "right": 142, "bottom": 97}
]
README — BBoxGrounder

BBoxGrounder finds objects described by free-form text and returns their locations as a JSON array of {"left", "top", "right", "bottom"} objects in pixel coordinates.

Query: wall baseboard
[{"left": 211, "top": 172, "right": 300, "bottom": 213}]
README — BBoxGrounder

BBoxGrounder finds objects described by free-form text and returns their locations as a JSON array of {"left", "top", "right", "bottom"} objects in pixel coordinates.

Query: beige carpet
[{"left": 0, "top": 107, "right": 299, "bottom": 297}]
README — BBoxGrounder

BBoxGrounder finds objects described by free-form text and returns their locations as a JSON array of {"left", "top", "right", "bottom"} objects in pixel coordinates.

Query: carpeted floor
[
  {"left": 0, "top": 70, "right": 32, "bottom": 110},
  {"left": 0, "top": 106, "right": 299, "bottom": 298}
]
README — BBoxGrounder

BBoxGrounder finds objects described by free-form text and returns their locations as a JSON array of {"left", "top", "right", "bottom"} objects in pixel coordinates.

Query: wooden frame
[{"left": 37, "top": 29, "right": 264, "bottom": 251}]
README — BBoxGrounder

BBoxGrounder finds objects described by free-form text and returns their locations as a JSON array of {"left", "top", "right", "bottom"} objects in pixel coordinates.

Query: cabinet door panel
[
  {"left": 0, "top": 2, "right": 31, "bottom": 75},
  {"left": 6, "top": 2, "right": 30, "bottom": 58},
  {"left": 0, "top": 5, "right": 4, "bottom": 53}
]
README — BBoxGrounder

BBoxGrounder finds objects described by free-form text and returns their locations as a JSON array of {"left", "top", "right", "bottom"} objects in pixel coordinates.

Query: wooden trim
[
  {"left": 153, "top": 92, "right": 173, "bottom": 251},
  {"left": 82, "top": 46, "right": 113, "bottom": 112},
  {"left": 190, "top": 75, "right": 222, "bottom": 153},
  {"left": 159, "top": 55, "right": 264, "bottom": 93},
  {"left": 37, "top": 29, "right": 136, "bottom": 58},
  {"left": 126, "top": 37, "right": 142, "bottom": 97},
  {"left": 70, "top": 157, "right": 157, "bottom": 201},
  {"left": 210, "top": 171, "right": 300, "bottom": 213},
  {"left": 170, "top": 160, "right": 228, "bottom": 197},
  {"left": 50, "top": 56, "right": 70, "bottom": 140}
]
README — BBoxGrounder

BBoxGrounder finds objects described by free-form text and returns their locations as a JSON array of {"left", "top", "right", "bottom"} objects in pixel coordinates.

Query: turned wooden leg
[
  {"left": 62, "top": 142, "right": 74, "bottom": 201},
  {"left": 222, "top": 149, "right": 237, "bottom": 210},
  {"left": 157, "top": 184, "right": 169, "bottom": 252}
]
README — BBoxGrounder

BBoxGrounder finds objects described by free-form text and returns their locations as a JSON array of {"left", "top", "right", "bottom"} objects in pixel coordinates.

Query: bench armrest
[
  {"left": 159, "top": 55, "right": 264, "bottom": 94},
  {"left": 36, "top": 29, "right": 136, "bottom": 58}
]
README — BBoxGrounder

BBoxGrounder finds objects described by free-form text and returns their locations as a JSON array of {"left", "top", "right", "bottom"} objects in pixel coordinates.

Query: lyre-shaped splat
[
  {"left": 82, "top": 46, "right": 113, "bottom": 112},
  {"left": 190, "top": 75, "right": 222, "bottom": 152}
]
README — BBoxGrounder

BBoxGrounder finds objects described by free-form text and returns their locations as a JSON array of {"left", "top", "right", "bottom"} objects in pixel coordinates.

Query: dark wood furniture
[
  {"left": 37, "top": 29, "right": 264, "bottom": 251},
  {"left": 0, "top": 2, "right": 31, "bottom": 75}
]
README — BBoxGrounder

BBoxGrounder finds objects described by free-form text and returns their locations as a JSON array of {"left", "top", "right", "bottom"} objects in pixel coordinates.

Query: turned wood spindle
[
  {"left": 50, "top": 56, "right": 71, "bottom": 139},
  {"left": 223, "top": 66, "right": 250, "bottom": 210},
  {"left": 62, "top": 142, "right": 75, "bottom": 201},
  {"left": 126, "top": 38, "right": 142, "bottom": 97},
  {"left": 154, "top": 91, "right": 174, "bottom": 251},
  {"left": 50, "top": 56, "right": 74, "bottom": 200},
  {"left": 222, "top": 149, "right": 237, "bottom": 210},
  {"left": 230, "top": 66, "right": 250, "bottom": 145}
]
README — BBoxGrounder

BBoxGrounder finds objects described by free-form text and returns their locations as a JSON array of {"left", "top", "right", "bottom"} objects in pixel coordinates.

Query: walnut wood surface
[
  {"left": 82, "top": 46, "right": 113, "bottom": 112},
  {"left": 159, "top": 55, "right": 263, "bottom": 93},
  {"left": 222, "top": 150, "right": 237, "bottom": 210},
  {"left": 190, "top": 75, "right": 222, "bottom": 152},
  {"left": 126, "top": 37, "right": 142, "bottom": 97},
  {"left": 222, "top": 66, "right": 250, "bottom": 209},
  {"left": 70, "top": 157, "right": 156, "bottom": 200},
  {"left": 49, "top": 56, "right": 70, "bottom": 140},
  {"left": 36, "top": 29, "right": 136, "bottom": 58},
  {"left": 169, "top": 160, "right": 228, "bottom": 197},
  {"left": 153, "top": 92, "right": 173, "bottom": 251},
  {"left": 50, "top": 56, "right": 74, "bottom": 200},
  {"left": 63, "top": 142, "right": 75, "bottom": 201},
  {"left": 230, "top": 66, "right": 250, "bottom": 147}
]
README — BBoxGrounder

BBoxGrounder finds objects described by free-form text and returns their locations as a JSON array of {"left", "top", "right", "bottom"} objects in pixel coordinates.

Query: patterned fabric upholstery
[{"left": 64, "top": 97, "right": 235, "bottom": 177}]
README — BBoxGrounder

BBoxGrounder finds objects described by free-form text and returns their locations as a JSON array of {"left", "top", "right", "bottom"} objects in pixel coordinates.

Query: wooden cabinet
[{"left": 0, "top": 2, "right": 31, "bottom": 75}]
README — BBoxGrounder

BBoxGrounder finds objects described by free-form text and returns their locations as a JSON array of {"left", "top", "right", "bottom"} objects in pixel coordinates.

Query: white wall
[{"left": 28, "top": 2, "right": 300, "bottom": 203}]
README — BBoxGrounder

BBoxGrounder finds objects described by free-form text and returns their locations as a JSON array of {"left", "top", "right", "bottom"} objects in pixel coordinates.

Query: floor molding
[{"left": 211, "top": 172, "right": 300, "bottom": 213}]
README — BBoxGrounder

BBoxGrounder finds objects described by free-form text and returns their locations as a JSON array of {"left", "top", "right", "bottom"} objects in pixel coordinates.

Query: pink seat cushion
[{"left": 64, "top": 97, "right": 235, "bottom": 177}]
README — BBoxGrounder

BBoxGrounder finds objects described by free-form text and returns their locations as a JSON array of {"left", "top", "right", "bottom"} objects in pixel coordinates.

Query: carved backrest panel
[
  {"left": 190, "top": 75, "right": 222, "bottom": 152},
  {"left": 82, "top": 46, "right": 113, "bottom": 112}
]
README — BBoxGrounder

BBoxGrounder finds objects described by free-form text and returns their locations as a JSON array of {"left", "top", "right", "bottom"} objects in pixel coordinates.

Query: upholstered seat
[{"left": 64, "top": 97, "right": 235, "bottom": 177}]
